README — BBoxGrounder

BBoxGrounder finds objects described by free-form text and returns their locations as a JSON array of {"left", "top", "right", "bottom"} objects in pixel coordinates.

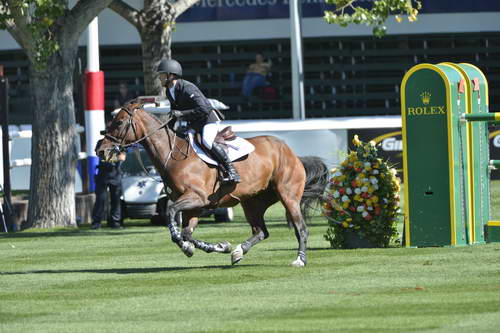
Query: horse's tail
[{"left": 299, "top": 156, "right": 329, "bottom": 223}]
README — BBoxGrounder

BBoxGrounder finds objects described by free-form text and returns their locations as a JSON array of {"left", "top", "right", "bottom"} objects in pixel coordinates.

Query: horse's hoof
[
  {"left": 215, "top": 241, "right": 232, "bottom": 253},
  {"left": 291, "top": 257, "right": 306, "bottom": 267},
  {"left": 231, "top": 244, "right": 244, "bottom": 265},
  {"left": 180, "top": 241, "right": 195, "bottom": 257}
]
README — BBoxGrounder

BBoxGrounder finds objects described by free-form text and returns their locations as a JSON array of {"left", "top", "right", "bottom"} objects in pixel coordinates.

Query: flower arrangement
[{"left": 323, "top": 135, "right": 401, "bottom": 248}]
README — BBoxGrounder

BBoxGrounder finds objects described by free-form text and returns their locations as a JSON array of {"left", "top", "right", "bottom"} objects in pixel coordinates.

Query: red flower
[
  {"left": 351, "top": 180, "right": 357, "bottom": 187},
  {"left": 349, "top": 206, "right": 356, "bottom": 212},
  {"left": 364, "top": 214, "right": 373, "bottom": 221},
  {"left": 339, "top": 188, "right": 346, "bottom": 195},
  {"left": 374, "top": 207, "right": 381, "bottom": 215}
]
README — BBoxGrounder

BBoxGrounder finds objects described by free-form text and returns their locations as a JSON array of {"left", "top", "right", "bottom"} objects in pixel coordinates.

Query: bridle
[
  {"left": 103, "top": 104, "right": 172, "bottom": 149},
  {"left": 101, "top": 104, "right": 187, "bottom": 168}
]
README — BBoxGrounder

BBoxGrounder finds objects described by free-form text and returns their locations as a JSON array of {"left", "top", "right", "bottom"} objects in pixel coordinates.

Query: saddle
[
  {"left": 214, "top": 126, "right": 237, "bottom": 143},
  {"left": 193, "top": 126, "right": 237, "bottom": 181},
  {"left": 195, "top": 126, "right": 236, "bottom": 156}
]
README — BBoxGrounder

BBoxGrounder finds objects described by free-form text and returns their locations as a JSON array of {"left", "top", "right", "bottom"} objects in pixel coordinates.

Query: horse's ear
[{"left": 100, "top": 130, "right": 106, "bottom": 135}]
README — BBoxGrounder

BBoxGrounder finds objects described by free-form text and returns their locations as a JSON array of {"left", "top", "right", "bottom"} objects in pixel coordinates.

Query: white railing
[{"left": 2, "top": 124, "right": 87, "bottom": 190}]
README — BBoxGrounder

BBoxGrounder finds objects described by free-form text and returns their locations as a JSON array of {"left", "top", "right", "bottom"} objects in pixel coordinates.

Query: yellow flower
[
  {"left": 342, "top": 222, "right": 349, "bottom": 228},
  {"left": 352, "top": 135, "right": 361, "bottom": 146},
  {"left": 395, "top": 15, "right": 402, "bottom": 23},
  {"left": 372, "top": 196, "right": 379, "bottom": 203},
  {"left": 342, "top": 202, "right": 349, "bottom": 209},
  {"left": 346, "top": 218, "right": 352, "bottom": 222}
]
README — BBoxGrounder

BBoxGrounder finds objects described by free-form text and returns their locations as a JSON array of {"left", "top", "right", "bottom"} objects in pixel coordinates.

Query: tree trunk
[
  {"left": 140, "top": 2, "right": 175, "bottom": 95},
  {"left": 27, "top": 50, "right": 79, "bottom": 229},
  {"left": 140, "top": 27, "right": 173, "bottom": 95}
]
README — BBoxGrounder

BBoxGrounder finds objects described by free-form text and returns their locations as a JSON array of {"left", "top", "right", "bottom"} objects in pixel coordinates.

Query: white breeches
[{"left": 202, "top": 121, "right": 221, "bottom": 149}]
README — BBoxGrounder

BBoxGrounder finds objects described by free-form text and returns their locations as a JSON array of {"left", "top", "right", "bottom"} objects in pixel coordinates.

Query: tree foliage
[
  {"left": 324, "top": 0, "right": 421, "bottom": 37},
  {"left": 0, "top": 0, "right": 69, "bottom": 69}
]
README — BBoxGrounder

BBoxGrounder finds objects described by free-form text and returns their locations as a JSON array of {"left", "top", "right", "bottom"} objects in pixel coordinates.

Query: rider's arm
[{"left": 178, "top": 84, "right": 212, "bottom": 120}]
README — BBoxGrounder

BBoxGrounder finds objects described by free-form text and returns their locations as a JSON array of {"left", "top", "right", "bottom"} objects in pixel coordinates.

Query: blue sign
[{"left": 177, "top": 0, "right": 500, "bottom": 23}]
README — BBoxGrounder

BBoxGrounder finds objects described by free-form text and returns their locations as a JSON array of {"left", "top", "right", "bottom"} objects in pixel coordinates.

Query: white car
[{"left": 120, "top": 149, "right": 234, "bottom": 223}]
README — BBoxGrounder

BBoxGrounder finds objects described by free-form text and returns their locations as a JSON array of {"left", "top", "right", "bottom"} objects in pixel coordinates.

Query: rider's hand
[{"left": 172, "top": 110, "right": 183, "bottom": 118}]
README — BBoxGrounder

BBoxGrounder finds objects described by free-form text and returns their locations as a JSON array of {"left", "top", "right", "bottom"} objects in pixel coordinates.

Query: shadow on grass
[
  {"left": 266, "top": 247, "right": 332, "bottom": 252},
  {"left": 0, "top": 264, "right": 261, "bottom": 276},
  {"left": 0, "top": 229, "right": 159, "bottom": 239}
]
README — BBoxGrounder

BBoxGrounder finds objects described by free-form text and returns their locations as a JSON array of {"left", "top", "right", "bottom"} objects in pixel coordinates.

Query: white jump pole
[
  {"left": 85, "top": 17, "right": 105, "bottom": 192},
  {"left": 290, "top": 0, "right": 305, "bottom": 120}
]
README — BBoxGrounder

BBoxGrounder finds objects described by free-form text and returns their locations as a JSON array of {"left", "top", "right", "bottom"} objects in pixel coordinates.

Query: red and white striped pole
[{"left": 85, "top": 17, "right": 105, "bottom": 192}]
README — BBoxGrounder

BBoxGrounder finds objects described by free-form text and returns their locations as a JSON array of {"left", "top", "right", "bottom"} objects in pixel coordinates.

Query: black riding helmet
[{"left": 157, "top": 58, "right": 182, "bottom": 77}]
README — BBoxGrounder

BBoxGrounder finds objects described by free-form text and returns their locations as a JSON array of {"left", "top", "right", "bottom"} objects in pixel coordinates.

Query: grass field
[{"left": 1, "top": 187, "right": 500, "bottom": 332}]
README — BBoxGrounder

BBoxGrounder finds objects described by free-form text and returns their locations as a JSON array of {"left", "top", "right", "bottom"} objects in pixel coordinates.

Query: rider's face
[{"left": 160, "top": 73, "right": 176, "bottom": 87}]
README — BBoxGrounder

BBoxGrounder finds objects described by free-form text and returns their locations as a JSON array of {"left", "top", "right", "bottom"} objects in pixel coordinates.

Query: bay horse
[{"left": 96, "top": 102, "right": 328, "bottom": 267}]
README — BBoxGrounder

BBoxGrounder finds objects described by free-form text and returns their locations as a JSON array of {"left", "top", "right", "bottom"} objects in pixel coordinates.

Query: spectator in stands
[
  {"left": 113, "top": 82, "right": 137, "bottom": 109},
  {"left": 91, "top": 140, "right": 126, "bottom": 230},
  {"left": 241, "top": 53, "right": 272, "bottom": 97}
]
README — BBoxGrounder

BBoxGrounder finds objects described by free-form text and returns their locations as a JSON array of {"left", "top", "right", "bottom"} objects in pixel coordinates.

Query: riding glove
[{"left": 171, "top": 110, "right": 184, "bottom": 118}]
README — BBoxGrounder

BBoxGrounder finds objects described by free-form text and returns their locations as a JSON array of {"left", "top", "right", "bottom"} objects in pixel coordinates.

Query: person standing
[{"left": 91, "top": 146, "right": 127, "bottom": 230}]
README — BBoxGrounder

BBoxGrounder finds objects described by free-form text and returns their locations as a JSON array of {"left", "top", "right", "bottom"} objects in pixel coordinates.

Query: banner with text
[{"left": 178, "top": 0, "right": 500, "bottom": 23}]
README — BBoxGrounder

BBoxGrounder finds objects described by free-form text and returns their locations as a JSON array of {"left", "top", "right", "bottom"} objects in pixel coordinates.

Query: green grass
[{"left": 1, "top": 192, "right": 500, "bottom": 332}]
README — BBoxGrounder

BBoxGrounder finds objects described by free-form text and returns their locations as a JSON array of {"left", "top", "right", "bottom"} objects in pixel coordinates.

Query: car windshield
[{"left": 121, "top": 149, "right": 158, "bottom": 176}]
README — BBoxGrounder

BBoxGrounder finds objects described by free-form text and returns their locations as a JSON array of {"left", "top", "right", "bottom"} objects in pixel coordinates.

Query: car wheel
[
  {"left": 151, "top": 196, "right": 172, "bottom": 225},
  {"left": 214, "top": 207, "right": 234, "bottom": 222}
]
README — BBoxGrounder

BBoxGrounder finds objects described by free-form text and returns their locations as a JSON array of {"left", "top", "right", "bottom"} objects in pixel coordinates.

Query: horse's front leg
[
  {"left": 166, "top": 193, "right": 207, "bottom": 257},
  {"left": 181, "top": 212, "right": 232, "bottom": 254}
]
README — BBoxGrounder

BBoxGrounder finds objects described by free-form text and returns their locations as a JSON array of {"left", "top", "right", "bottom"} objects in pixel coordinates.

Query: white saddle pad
[{"left": 187, "top": 131, "right": 255, "bottom": 166}]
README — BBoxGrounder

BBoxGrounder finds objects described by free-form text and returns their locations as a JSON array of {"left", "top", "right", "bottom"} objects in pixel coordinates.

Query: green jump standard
[{"left": 401, "top": 62, "right": 495, "bottom": 247}]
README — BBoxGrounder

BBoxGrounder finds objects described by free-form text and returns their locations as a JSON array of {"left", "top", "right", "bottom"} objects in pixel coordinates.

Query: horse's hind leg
[
  {"left": 281, "top": 196, "right": 308, "bottom": 267},
  {"left": 181, "top": 212, "right": 232, "bottom": 254},
  {"left": 231, "top": 194, "right": 276, "bottom": 265}
]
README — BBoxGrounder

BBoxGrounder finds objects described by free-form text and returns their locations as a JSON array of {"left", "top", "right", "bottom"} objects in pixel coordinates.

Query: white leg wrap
[
  {"left": 291, "top": 256, "right": 306, "bottom": 267},
  {"left": 180, "top": 241, "right": 195, "bottom": 257},
  {"left": 231, "top": 244, "right": 244, "bottom": 265}
]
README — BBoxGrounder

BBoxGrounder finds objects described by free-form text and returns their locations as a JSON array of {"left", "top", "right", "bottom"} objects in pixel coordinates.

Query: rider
[{"left": 158, "top": 58, "right": 241, "bottom": 183}]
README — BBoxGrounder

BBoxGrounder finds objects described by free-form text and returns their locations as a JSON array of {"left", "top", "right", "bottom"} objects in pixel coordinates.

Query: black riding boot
[{"left": 210, "top": 142, "right": 241, "bottom": 183}]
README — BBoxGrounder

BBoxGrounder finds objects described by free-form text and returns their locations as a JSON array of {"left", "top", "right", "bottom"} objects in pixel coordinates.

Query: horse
[{"left": 96, "top": 102, "right": 328, "bottom": 267}]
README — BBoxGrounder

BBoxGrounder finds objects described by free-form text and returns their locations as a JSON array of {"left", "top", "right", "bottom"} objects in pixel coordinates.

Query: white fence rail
[{"left": 1, "top": 124, "right": 87, "bottom": 191}]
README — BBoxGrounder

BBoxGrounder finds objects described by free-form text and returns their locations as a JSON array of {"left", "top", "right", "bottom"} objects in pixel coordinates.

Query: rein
[
  {"left": 103, "top": 105, "right": 189, "bottom": 178},
  {"left": 104, "top": 106, "right": 172, "bottom": 150}
]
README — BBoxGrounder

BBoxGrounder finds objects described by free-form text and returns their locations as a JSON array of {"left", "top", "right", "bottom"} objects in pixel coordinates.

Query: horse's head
[{"left": 95, "top": 102, "right": 146, "bottom": 163}]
